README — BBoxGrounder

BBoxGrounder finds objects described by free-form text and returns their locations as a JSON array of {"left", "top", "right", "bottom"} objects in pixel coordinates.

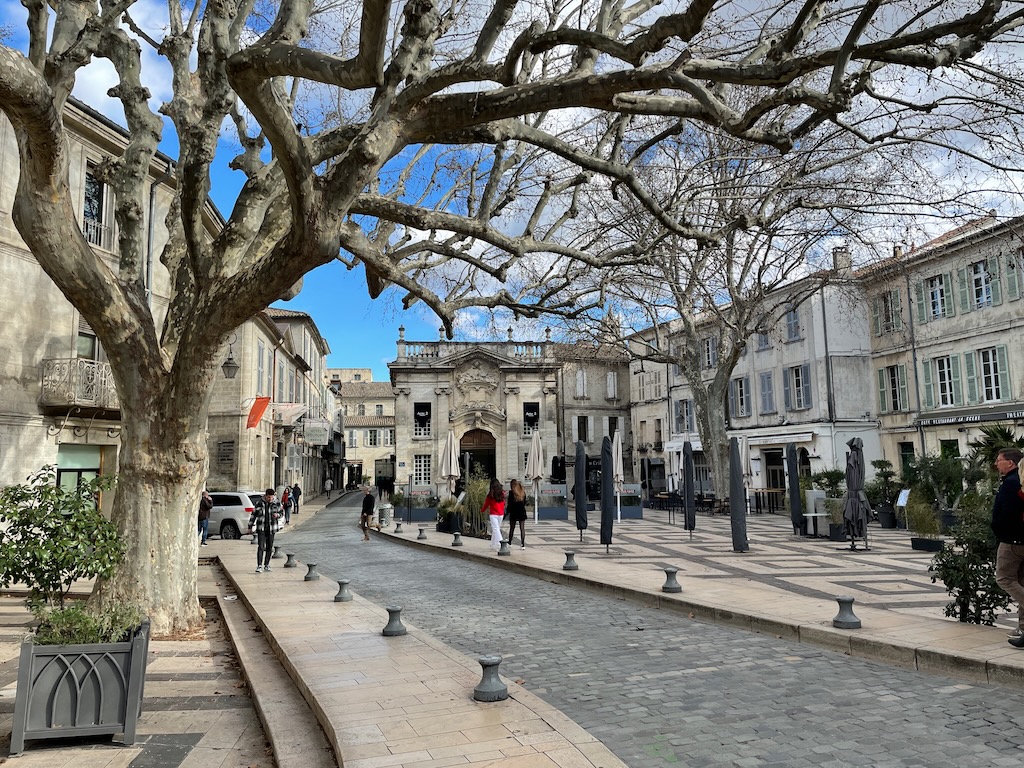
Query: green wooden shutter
[
  {"left": 871, "top": 296, "right": 881, "bottom": 336},
  {"left": 943, "top": 273, "right": 956, "bottom": 317},
  {"left": 892, "top": 289, "right": 904, "bottom": 330},
  {"left": 897, "top": 364, "right": 908, "bottom": 412},
  {"left": 922, "top": 359, "right": 934, "bottom": 409},
  {"left": 877, "top": 368, "right": 888, "bottom": 413},
  {"left": 964, "top": 351, "right": 979, "bottom": 405},
  {"left": 958, "top": 267, "right": 972, "bottom": 313},
  {"left": 801, "top": 363, "right": 812, "bottom": 408},
  {"left": 951, "top": 354, "right": 963, "bottom": 406},
  {"left": 997, "top": 345, "right": 1011, "bottom": 401},
  {"left": 783, "top": 368, "right": 791, "bottom": 410},
  {"left": 915, "top": 281, "right": 927, "bottom": 323},
  {"left": 1007, "top": 254, "right": 1022, "bottom": 300},
  {"left": 989, "top": 257, "right": 1002, "bottom": 305}
]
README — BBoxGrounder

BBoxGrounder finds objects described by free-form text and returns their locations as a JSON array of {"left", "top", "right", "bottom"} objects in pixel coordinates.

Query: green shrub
[
  {"left": 33, "top": 600, "right": 145, "bottom": 645},
  {"left": 905, "top": 489, "right": 940, "bottom": 537},
  {"left": 811, "top": 468, "right": 846, "bottom": 499}
]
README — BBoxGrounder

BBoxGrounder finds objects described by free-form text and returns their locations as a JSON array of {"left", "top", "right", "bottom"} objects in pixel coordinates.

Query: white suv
[{"left": 208, "top": 492, "right": 256, "bottom": 540}]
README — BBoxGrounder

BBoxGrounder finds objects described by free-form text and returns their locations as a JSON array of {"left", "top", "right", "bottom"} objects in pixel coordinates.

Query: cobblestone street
[{"left": 277, "top": 497, "right": 1024, "bottom": 768}]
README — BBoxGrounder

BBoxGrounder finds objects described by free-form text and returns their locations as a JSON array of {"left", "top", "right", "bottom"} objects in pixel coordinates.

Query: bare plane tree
[{"left": 2, "top": 0, "right": 1023, "bottom": 632}]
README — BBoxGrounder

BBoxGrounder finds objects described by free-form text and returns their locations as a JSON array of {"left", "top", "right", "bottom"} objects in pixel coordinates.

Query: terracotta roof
[
  {"left": 336, "top": 382, "right": 396, "bottom": 398},
  {"left": 265, "top": 307, "right": 309, "bottom": 319},
  {"left": 344, "top": 415, "right": 395, "bottom": 428}
]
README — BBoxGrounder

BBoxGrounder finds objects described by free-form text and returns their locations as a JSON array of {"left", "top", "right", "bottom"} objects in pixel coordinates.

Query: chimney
[
  {"left": 893, "top": 244, "right": 902, "bottom": 259},
  {"left": 832, "top": 246, "right": 852, "bottom": 274}
]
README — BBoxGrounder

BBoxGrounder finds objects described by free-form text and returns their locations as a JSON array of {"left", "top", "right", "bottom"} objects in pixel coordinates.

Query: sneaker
[
  {"left": 263, "top": 565, "right": 271, "bottom": 571},
  {"left": 520, "top": 546, "right": 526, "bottom": 550},
  {"left": 1010, "top": 634, "right": 1024, "bottom": 648},
  {"left": 201, "top": 542, "right": 208, "bottom": 546},
  {"left": 1009, "top": 628, "right": 1023, "bottom": 639},
  {"left": 254, "top": 566, "right": 263, "bottom": 573}
]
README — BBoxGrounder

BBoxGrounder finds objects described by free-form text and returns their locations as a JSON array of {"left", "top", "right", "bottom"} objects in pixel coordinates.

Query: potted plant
[
  {"left": 811, "top": 468, "right": 847, "bottom": 541},
  {"left": 0, "top": 467, "right": 148, "bottom": 755},
  {"left": 904, "top": 489, "right": 943, "bottom": 552},
  {"left": 435, "top": 496, "right": 465, "bottom": 533},
  {"left": 865, "top": 459, "right": 899, "bottom": 528}
]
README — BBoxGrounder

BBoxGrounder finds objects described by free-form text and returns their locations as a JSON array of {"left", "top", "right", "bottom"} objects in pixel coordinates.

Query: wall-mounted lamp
[{"left": 221, "top": 333, "right": 240, "bottom": 379}]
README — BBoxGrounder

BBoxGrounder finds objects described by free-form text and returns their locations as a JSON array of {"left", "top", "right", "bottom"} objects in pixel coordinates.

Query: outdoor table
[{"left": 803, "top": 511, "right": 828, "bottom": 537}]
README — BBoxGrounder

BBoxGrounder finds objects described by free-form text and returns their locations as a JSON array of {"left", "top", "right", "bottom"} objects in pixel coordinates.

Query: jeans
[
  {"left": 284, "top": 503, "right": 291, "bottom": 524},
  {"left": 197, "top": 518, "right": 208, "bottom": 544},
  {"left": 996, "top": 542, "right": 1024, "bottom": 629},
  {"left": 489, "top": 514, "right": 503, "bottom": 548},
  {"left": 257, "top": 530, "right": 276, "bottom": 567}
]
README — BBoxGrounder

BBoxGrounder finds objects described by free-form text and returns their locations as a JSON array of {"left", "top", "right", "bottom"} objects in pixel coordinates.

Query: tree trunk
[{"left": 89, "top": 368, "right": 214, "bottom": 636}]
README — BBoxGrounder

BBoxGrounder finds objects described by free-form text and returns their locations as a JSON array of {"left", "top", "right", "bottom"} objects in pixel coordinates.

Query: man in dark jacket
[
  {"left": 249, "top": 488, "right": 282, "bottom": 573},
  {"left": 991, "top": 448, "right": 1024, "bottom": 646}
]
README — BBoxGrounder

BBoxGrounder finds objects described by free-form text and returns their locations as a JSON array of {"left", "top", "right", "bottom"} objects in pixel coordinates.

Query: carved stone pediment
[
  {"left": 450, "top": 401, "right": 506, "bottom": 422},
  {"left": 455, "top": 359, "right": 499, "bottom": 396}
]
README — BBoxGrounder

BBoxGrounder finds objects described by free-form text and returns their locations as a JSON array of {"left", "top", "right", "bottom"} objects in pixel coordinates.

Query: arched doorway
[{"left": 460, "top": 428, "right": 496, "bottom": 482}]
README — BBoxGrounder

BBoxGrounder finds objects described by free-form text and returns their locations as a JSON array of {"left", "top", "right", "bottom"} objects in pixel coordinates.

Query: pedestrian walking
[
  {"left": 248, "top": 488, "right": 283, "bottom": 573},
  {"left": 197, "top": 489, "right": 212, "bottom": 546},
  {"left": 292, "top": 482, "right": 302, "bottom": 515},
  {"left": 324, "top": 477, "right": 334, "bottom": 498},
  {"left": 360, "top": 487, "right": 380, "bottom": 541},
  {"left": 506, "top": 479, "right": 527, "bottom": 549},
  {"left": 281, "top": 486, "right": 292, "bottom": 525},
  {"left": 992, "top": 448, "right": 1024, "bottom": 647},
  {"left": 482, "top": 479, "right": 506, "bottom": 550}
]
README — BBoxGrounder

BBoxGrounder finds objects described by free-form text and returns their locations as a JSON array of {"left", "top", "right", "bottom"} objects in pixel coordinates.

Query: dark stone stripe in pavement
[{"left": 126, "top": 733, "right": 204, "bottom": 768}]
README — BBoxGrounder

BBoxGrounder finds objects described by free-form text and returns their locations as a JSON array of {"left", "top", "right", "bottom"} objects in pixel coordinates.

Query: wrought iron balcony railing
[{"left": 40, "top": 358, "right": 120, "bottom": 411}]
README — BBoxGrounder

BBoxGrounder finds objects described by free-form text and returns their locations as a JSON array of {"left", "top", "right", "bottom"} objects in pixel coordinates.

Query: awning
[
  {"left": 747, "top": 432, "right": 815, "bottom": 446},
  {"left": 274, "top": 404, "right": 307, "bottom": 426}
]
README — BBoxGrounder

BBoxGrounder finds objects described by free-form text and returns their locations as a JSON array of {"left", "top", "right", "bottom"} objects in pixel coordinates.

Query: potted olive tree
[
  {"left": 811, "top": 468, "right": 847, "bottom": 541},
  {"left": 0, "top": 467, "right": 148, "bottom": 756},
  {"left": 865, "top": 459, "right": 899, "bottom": 528},
  {"left": 905, "top": 489, "right": 943, "bottom": 552}
]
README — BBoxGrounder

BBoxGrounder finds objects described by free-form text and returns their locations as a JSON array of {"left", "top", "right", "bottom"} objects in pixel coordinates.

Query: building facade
[{"left": 330, "top": 372, "right": 396, "bottom": 489}]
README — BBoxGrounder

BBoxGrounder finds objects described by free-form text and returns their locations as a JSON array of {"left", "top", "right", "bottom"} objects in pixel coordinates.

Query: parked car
[{"left": 208, "top": 492, "right": 256, "bottom": 540}]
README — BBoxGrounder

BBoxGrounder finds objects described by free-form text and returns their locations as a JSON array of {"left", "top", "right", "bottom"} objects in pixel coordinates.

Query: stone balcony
[{"left": 39, "top": 358, "right": 120, "bottom": 413}]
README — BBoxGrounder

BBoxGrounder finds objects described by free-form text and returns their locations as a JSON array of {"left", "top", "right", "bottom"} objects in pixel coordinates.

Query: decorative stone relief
[{"left": 455, "top": 360, "right": 499, "bottom": 395}]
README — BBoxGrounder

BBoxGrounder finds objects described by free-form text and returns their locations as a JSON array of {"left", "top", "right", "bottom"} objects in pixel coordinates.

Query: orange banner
[{"left": 246, "top": 397, "right": 271, "bottom": 429}]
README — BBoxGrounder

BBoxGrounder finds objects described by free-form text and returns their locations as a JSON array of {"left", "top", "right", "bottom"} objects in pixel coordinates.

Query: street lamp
[{"left": 221, "top": 333, "right": 240, "bottom": 379}]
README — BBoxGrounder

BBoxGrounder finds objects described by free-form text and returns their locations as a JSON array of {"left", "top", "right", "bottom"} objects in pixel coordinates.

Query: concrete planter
[
  {"left": 10, "top": 620, "right": 150, "bottom": 755},
  {"left": 911, "top": 537, "right": 944, "bottom": 552}
]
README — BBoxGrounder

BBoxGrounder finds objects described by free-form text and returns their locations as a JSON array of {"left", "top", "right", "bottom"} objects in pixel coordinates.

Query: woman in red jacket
[{"left": 482, "top": 479, "right": 506, "bottom": 550}]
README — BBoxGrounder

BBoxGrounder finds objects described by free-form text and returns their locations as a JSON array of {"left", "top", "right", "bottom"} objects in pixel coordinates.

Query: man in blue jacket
[{"left": 991, "top": 448, "right": 1024, "bottom": 647}]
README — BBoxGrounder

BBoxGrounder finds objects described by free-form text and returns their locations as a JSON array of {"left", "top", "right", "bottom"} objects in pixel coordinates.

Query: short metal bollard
[
  {"left": 452, "top": 531, "right": 463, "bottom": 547},
  {"left": 563, "top": 551, "right": 579, "bottom": 571},
  {"left": 473, "top": 655, "right": 508, "bottom": 702},
  {"left": 272, "top": 545, "right": 282, "bottom": 559},
  {"left": 283, "top": 553, "right": 298, "bottom": 568},
  {"left": 394, "top": 521, "right": 403, "bottom": 534},
  {"left": 832, "top": 595, "right": 862, "bottom": 629},
  {"left": 661, "top": 567, "right": 682, "bottom": 593},
  {"left": 334, "top": 579, "right": 353, "bottom": 602},
  {"left": 497, "top": 538, "right": 511, "bottom": 556},
  {"left": 382, "top": 606, "right": 407, "bottom": 636},
  {"left": 304, "top": 563, "right": 320, "bottom": 581},
  {"left": 417, "top": 526, "right": 427, "bottom": 540}
]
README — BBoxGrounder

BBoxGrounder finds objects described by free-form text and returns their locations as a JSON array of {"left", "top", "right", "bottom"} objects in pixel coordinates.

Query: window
[
  {"left": 784, "top": 364, "right": 812, "bottom": 410},
  {"left": 927, "top": 275, "right": 947, "bottom": 319},
  {"left": 413, "top": 402, "right": 432, "bottom": 437},
  {"left": 898, "top": 442, "right": 916, "bottom": 477},
  {"left": 347, "top": 430, "right": 357, "bottom": 448},
  {"left": 83, "top": 165, "right": 110, "bottom": 249},
  {"left": 637, "top": 373, "right": 647, "bottom": 401},
  {"left": 76, "top": 331, "right": 97, "bottom": 360},
  {"left": 523, "top": 402, "right": 540, "bottom": 435},
  {"left": 940, "top": 439, "right": 961, "bottom": 459},
  {"left": 652, "top": 371, "right": 663, "bottom": 399},
  {"left": 413, "top": 454, "right": 431, "bottom": 485},
  {"left": 288, "top": 370, "right": 295, "bottom": 403},
  {"left": 575, "top": 369, "right": 588, "bottom": 398},
  {"left": 608, "top": 416, "right": 619, "bottom": 438},
  {"left": 277, "top": 360, "right": 285, "bottom": 400},
  {"left": 785, "top": 308, "right": 801, "bottom": 341},
  {"left": 756, "top": 332, "right": 771, "bottom": 351},
  {"left": 375, "top": 404, "right": 384, "bottom": 417},
  {"left": 353, "top": 373, "right": 362, "bottom": 381},
  {"left": 877, "top": 365, "right": 908, "bottom": 413},
  {"left": 965, "top": 346, "right": 1009, "bottom": 404},
  {"left": 674, "top": 399, "right": 695, "bottom": 433},
  {"left": 365, "top": 429, "right": 379, "bottom": 447},
  {"left": 577, "top": 415, "right": 589, "bottom": 443},
  {"left": 872, "top": 290, "right": 903, "bottom": 335},
  {"left": 357, "top": 404, "right": 366, "bottom": 416},
  {"left": 702, "top": 337, "right": 718, "bottom": 369},
  {"left": 970, "top": 260, "right": 992, "bottom": 308},
  {"left": 729, "top": 376, "right": 751, "bottom": 418},
  {"left": 654, "top": 419, "right": 663, "bottom": 447},
  {"left": 916, "top": 273, "right": 953, "bottom": 321},
  {"left": 759, "top": 371, "right": 775, "bottom": 414},
  {"left": 638, "top": 420, "right": 647, "bottom": 445},
  {"left": 384, "top": 428, "right": 394, "bottom": 446},
  {"left": 925, "top": 355, "right": 963, "bottom": 408},
  {"left": 606, "top": 371, "right": 618, "bottom": 399}
]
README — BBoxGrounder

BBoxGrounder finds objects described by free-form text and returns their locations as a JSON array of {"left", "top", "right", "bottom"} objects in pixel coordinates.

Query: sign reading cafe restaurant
[{"left": 915, "top": 409, "right": 1024, "bottom": 427}]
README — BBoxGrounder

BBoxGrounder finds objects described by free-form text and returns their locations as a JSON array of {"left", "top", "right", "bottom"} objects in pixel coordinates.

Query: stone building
[{"left": 328, "top": 370, "right": 396, "bottom": 489}]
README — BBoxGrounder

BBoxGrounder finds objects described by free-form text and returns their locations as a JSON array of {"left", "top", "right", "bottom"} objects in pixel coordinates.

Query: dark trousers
[
  {"left": 257, "top": 530, "right": 276, "bottom": 567},
  {"left": 197, "top": 518, "right": 208, "bottom": 544}
]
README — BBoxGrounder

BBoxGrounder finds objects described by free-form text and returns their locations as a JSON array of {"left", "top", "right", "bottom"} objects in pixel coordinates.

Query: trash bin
[{"left": 378, "top": 503, "right": 393, "bottom": 529}]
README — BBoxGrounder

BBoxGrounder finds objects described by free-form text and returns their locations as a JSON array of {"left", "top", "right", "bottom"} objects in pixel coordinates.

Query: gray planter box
[{"left": 10, "top": 620, "right": 150, "bottom": 755}]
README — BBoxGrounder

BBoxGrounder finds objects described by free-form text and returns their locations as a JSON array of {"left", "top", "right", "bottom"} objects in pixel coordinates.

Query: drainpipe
[
  {"left": 820, "top": 284, "right": 837, "bottom": 462},
  {"left": 146, "top": 160, "right": 175, "bottom": 311},
  {"left": 904, "top": 268, "right": 926, "bottom": 454}
]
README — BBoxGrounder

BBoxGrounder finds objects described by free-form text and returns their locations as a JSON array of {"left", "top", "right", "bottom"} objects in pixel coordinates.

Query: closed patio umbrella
[
  {"left": 729, "top": 437, "right": 749, "bottom": 552},
  {"left": 786, "top": 442, "right": 803, "bottom": 535},
  {"left": 525, "top": 430, "right": 545, "bottom": 523},
  {"left": 842, "top": 436, "right": 871, "bottom": 551},
  {"left": 600, "top": 436, "right": 614, "bottom": 553},
  {"left": 683, "top": 441, "right": 696, "bottom": 539},
  {"left": 611, "top": 430, "right": 624, "bottom": 522},
  {"left": 438, "top": 429, "right": 461, "bottom": 498},
  {"left": 574, "top": 441, "right": 588, "bottom": 541}
]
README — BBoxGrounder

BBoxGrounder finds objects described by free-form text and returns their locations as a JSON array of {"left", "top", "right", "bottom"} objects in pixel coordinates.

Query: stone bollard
[
  {"left": 283, "top": 553, "right": 298, "bottom": 568},
  {"left": 497, "top": 539, "right": 511, "bottom": 556},
  {"left": 394, "top": 521, "right": 403, "bottom": 534},
  {"left": 304, "top": 563, "right": 320, "bottom": 581},
  {"left": 661, "top": 567, "right": 682, "bottom": 593},
  {"left": 563, "top": 551, "right": 579, "bottom": 571},
  {"left": 382, "top": 606, "right": 407, "bottom": 636},
  {"left": 452, "top": 531, "right": 463, "bottom": 547},
  {"left": 272, "top": 545, "right": 282, "bottom": 559},
  {"left": 473, "top": 655, "right": 508, "bottom": 702},
  {"left": 417, "top": 526, "right": 427, "bottom": 540},
  {"left": 334, "top": 579, "right": 352, "bottom": 602},
  {"left": 832, "top": 595, "right": 862, "bottom": 629}
]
